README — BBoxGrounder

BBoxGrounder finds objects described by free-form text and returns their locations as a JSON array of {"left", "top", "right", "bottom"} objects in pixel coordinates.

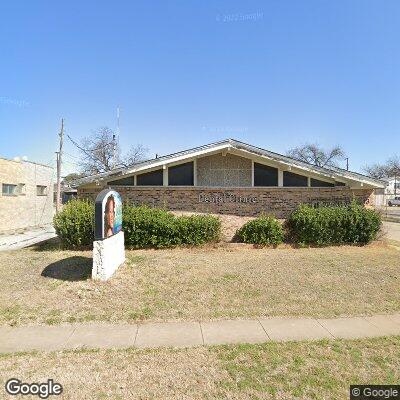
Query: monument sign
[{"left": 92, "top": 189, "right": 125, "bottom": 281}]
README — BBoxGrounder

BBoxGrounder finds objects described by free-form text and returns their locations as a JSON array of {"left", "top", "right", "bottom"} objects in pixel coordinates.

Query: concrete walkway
[
  {"left": 1, "top": 314, "right": 399, "bottom": 353},
  {"left": 383, "top": 221, "right": 400, "bottom": 242},
  {"left": 0, "top": 225, "right": 56, "bottom": 251}
]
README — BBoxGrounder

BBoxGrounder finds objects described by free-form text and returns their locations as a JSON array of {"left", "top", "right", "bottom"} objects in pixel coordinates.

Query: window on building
[
  {"left": 108, "top": 176, "right": 135, "bottom": 186},
  {"left": 310, "top": 178, "right": 335, "bottom": 187},
  {"left": 36, "top": 185, "right": 48, "bottom": 196},
  {"left": 254, "top": 163, "right": 278, "bottom": 186},
  {"left": 335, "top": 181, "right": 346, "bottom": 186},
  {"left": 137, "top": 169, "right": 163, "bottom": 186},
  {"left": 283, "top": 171, "right": 308, "bottom": 187},
  {"left": 18, "top": 184, "right": 26, "bottom": 194},
  {"left": 395, "top": 183, "right": 400, "bottom": 189},
  {"left": 2, "top": 184, "right": 17, "bottom": 196},
  {"left": 168, "top": 162, "right": 194, "bottom": 186}
]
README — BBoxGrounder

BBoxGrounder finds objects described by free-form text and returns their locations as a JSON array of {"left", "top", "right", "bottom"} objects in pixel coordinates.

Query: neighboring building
[
  {"left": 0, "top": 158, "right": 54, "bottom": 233},
  {"left": 384, "top": 177, "right": 400, "bottom": 196},
  {"left": 374, "top": 176, "right": 400, "bottom": 207},
  {"left": 53, "top": 184, "right": 78, "bottom": 204},
  {"left": 75, "top": 139, "right": 385, "bottom": 218}
]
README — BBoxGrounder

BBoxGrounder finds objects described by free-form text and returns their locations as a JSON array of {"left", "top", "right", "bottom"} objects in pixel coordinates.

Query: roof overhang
[{"left": 72, "top": 139, "right": 386, "bottom": 189}]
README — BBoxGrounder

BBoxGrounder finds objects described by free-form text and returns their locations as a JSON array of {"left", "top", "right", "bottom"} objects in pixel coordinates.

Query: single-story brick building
[{"left": 75, "top": 139, "right": 385, "bottom": 218}]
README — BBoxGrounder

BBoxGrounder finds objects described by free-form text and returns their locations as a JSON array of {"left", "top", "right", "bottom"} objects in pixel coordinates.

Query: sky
[{"left": 0, "top": 0, "right": 399, "bottom": 176}]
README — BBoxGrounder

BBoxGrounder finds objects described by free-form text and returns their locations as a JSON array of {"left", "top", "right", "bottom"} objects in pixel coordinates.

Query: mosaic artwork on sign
[{"left": 95, "top": 189, "right": 123, "bottom": 240}]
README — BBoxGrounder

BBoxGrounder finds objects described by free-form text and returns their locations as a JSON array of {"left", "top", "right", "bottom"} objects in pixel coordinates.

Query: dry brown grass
[
  {"left": 0, "top": 336, "right": 399, "bottom": 399},
  {"left": 0, "top": 243, "right": 399, "bottom": 326}
]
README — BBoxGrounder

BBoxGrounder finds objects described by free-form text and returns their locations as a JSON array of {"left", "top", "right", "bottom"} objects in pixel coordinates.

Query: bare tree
[
  {"left": 75, "top": 127, "right": 148, "bottom": 175},
  {"left": 363, "top": 156, "right": 400, "bottom": 179},
  {"left": 387, "top": 156, "right": 400, "bottom": 176},
  {"left": 121, "top": 144, "right": 148, "bottom": 167},
  {"left": 287, "top": 144, "right": 346, "bottom": 168}
]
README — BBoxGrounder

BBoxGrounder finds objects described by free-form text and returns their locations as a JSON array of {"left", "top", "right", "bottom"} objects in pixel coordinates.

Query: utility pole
[
  {"left": 112, "top": 106, "right": 119, "bottom": 169},
  {"left": 56, "top": 118, "right": 64, "bottom": 213},
  {"left": 345, "top": 157, "right": 349, "bottom": 171}
]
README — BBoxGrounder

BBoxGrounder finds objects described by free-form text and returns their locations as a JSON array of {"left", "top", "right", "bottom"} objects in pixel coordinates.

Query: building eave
[{"left": 72, "top": 138, "right": 386, "bottom": 189}]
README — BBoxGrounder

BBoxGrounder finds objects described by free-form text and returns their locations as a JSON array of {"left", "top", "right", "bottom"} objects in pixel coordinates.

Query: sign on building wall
[
  {"left": 198, "top": 192, "right": 258, "bottom": 204},
  {"left": 94, "top": 189, "right": 123, "bottom": 240}
]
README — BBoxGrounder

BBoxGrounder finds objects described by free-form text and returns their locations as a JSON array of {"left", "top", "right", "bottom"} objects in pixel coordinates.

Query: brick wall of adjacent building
[
  {"left": 0, "top": 158, "right": 54, "bottom": 233},
  {"left": 78, "top": 186, "right": 374, "bottom": 218}
]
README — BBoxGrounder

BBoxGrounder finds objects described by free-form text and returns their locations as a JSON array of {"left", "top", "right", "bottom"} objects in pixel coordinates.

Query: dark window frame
[
  {"left": 2, "top": 183, "right": 18, "bottom": 196},
  {"left": 310, "top": 178, "right": 335, "bottom": 187},
  {"left": 168, "top": 162, "right": 194, "bottom": 186},
  {"left": 283, "top": 171, "right": 308, "bottom": 187},
  {"left": 136, "top": 169, "right": 163, "bottom": 186},
  {"left": 254, "top": 162, "right": 278, "bottom": 187},
  {"left": 36, "top": 185, "right": 48, "bottom": 196},
  {"left": 107, "top": 176, "right": 135, "bottom": 186}
]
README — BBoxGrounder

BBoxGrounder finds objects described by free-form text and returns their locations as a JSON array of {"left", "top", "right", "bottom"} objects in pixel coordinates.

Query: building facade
[
  {"left": 384, "top": 177, "right": 400, "bottom": 196},
  {"left": 374, "top": 176, "right": 400, "bottom": 207},
  {"left": 0, "top": 158, "right": 54, "bottom": 233},
  {"left": 76, "top": 139, "right": 384, "bottom": 218}
]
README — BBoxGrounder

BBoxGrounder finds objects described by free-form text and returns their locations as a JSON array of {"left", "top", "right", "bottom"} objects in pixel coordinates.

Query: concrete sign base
[{"left": 92, "top": 231, "right": 125, "bottom": 281}]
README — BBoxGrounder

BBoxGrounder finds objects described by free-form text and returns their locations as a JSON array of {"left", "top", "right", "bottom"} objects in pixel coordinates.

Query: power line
[
  {"left": 66, "top": 133, "right": 115, "bottom": 169},
  {"left": 62, "top": 159, "right": 80, "bottom": 167},
  {"left": 66, "top": 134, "right": 113, "bottom": 153},
  {"left": 63, "top": 151, "right": 80, "bottom": 160}
]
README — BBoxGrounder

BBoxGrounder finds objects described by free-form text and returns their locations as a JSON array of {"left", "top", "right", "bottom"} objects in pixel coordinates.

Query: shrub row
[
  {"left": 286, "top": 202, "right": 381, "bottom": 245},
  {"left": 54, "top": 199, "right": 381, "bottom": 248},
  {"left": 236, "top": 201, "right": 381, "bottom": 246},
  {"left": 54, "top": 201, "right": 221, "bottom": 249},
  {"left": 123, "top": 206, "right": 221, "bottom": 248}
]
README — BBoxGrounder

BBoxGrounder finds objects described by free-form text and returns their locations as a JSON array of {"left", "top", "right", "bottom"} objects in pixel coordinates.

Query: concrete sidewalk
[
  {"left": 0, "top": 225, "right": 56, "bottom": 251},
  {"left": 383, "top": 221, "right": 400, "bottom": 242},
  {"left": 1, "top": 314, "right": 399, "bottom": 354}
]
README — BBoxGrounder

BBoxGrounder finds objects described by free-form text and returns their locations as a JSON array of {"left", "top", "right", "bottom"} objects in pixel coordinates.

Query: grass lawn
[
  {"left": 0, "top": 336, "right": 399, "bottom": 399},
  {"left": 0, "top": 243, "right": 399, "bottom": 325}
]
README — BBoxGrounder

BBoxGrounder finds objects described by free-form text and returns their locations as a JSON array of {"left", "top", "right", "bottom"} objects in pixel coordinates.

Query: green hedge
[
  {"left": 287, "top": 202, "right": 381, "bottom": 245},
  {"left": 175, "top": 214, "right": 221, "bottom": 246},
  {"left": 53, "top": 199, "right": 95, "bottom": 248},
  {"left": 55, "top": 202, "right": 221, "bottom": 249},
  {"left": 123, "top": 206, "right": 221, "bottom": 248},
  {"left": 236, "top": 216, "right": 284, "bottom": 245}
]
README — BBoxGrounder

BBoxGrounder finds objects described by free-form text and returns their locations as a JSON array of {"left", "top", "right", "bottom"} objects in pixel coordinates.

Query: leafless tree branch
[
  {"left": 363, "top": 155, "right": 400, "bottom": 179},
  {"left": 72, "top": 127, "right": 148, "bottom": 175},
  {"left": 287, "top": 143, "right": 346, "bottom": 168}
]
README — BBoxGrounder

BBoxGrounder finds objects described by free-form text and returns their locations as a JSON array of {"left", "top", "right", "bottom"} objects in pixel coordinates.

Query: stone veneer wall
[
  {"left": 196, "top": 153, "right": 252, "bottom": 187},
  {"left": 78, "top": 186, "right": 375, "bottom": 218}
]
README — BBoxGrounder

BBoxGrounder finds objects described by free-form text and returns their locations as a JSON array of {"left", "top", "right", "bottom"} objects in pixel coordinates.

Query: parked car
[{"left": 388, "top": 197, "right": 400, "bottom": 207}]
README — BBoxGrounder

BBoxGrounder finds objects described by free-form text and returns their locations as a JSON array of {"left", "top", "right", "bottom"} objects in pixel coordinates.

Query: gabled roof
[{"left": 73, "top": 138, "right": 385, "bottom": 188}]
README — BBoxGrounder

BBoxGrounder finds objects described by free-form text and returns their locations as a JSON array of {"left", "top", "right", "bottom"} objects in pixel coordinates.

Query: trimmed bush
[
  {"left": 123, "top": 205, "right": 221, "bottom": 248},
  {"left": 175, "top": 215, "right": 221, "bottom": 245},
  {"left": 53, "top": 199, "right": 95, "bottom": 248},
  {"left": 287, "top": 202, "right": 381, "bottom": 245},
  {"left": 123, "top": 206, "right": 180, "bottom": 248},
  {"left": 236, "top": 216, "right": 284, "bottom": 245}
]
